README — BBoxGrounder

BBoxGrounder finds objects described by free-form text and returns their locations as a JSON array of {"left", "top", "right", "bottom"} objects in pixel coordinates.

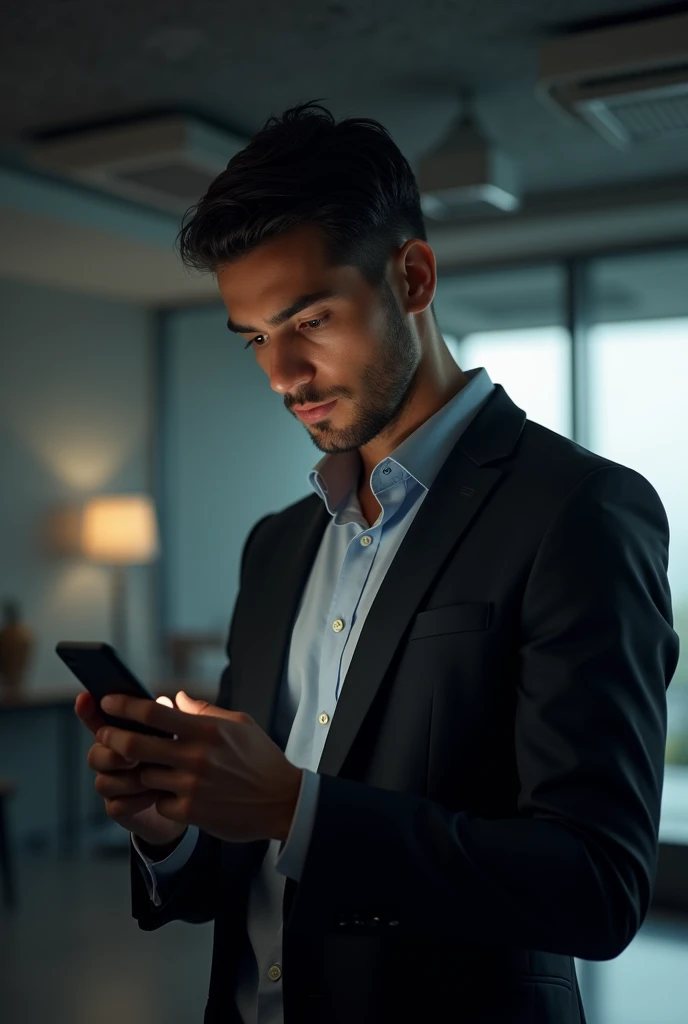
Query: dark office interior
[{"left": 1, "top": 2, "right": 687, "bottom": 1023}]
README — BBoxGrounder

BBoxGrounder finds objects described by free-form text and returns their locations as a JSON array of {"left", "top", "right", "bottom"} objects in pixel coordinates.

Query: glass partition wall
[
  {"left": 587, "top": 250, "right": 688, "bottom": 799},
  {"left": 435, "top": 249, "right": 688, "bottom": 789},
  {"left": 434, "top": 264, "right": 571, "bottom": 436}
]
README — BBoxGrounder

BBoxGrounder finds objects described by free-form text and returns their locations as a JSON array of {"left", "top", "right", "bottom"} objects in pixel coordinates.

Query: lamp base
[{"left": 110, "top": 563, "right": 129, "bottom": 662}]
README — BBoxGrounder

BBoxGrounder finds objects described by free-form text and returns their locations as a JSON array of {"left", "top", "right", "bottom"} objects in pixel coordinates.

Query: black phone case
[{"left": 56, "top": 641, "right": 174, "bottom": 739}]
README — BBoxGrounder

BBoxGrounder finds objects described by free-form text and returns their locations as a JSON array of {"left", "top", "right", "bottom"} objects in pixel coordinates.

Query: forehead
[{"left": 216, "top": 225, "right": 362, "bottom": 323}]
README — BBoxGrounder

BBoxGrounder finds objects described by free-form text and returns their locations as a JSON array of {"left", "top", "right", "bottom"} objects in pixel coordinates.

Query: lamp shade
[{"left": 82, "top": 494, "right": 159, "bottom": 564}]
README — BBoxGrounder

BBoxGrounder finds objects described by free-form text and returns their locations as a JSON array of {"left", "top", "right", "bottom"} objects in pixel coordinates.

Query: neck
[{"left": 358, "top": 320, "right": 469, "bottom": 484}]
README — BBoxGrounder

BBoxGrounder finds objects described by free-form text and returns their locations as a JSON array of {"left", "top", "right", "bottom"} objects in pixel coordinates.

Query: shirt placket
[
  {"left": 322, "top": 523, "right": 380, "bottom": 705},
  {"left": 323, "top": 463, "right": 408, "bottom": 706}
]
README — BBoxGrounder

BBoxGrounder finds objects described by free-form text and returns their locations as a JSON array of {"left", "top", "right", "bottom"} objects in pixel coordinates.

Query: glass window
[
  {"left": 588, "top": 250, "right": 688, "bottom": 812},
  {"left": 435, "top": 265, "right": 571, "bottom": 436}
]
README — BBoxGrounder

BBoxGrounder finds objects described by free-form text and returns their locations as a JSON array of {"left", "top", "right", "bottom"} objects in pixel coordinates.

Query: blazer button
[{"left": 268, "top": 964, "right": 282, "bottom": 982}]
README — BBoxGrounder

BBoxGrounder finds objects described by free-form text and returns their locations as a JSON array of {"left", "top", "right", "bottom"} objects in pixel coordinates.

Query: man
[{"left": 76, "top": 102, "right": 679, "bottom": 1024}]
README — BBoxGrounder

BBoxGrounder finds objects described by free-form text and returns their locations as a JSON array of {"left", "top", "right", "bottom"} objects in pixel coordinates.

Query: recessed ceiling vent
[
  {"left": 537, "top": 11, "right": 688, "bottom": 148},
  {"left": 29, "top": 115, "right": 248, "bottom": 213}
]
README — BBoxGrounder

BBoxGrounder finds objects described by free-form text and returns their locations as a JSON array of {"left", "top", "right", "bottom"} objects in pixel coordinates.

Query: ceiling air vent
[
  {"left": 29, "top": 115, "right": 248, "bottom": 213},
  {"left": 537, "top": 11, "right": 688, "bottom": 148}
]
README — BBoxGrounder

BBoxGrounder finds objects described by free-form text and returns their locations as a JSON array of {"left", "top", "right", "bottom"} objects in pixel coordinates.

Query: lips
[{"left": 294, "top": 400, "right": 338, "bottom": 424}]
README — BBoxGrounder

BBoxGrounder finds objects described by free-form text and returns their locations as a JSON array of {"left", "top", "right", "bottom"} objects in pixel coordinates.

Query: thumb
[
  {"left": 175, "top": 690, "right": 241, "bottom": 721},
  {"left": 175, "top": 690, "right": 209, "bottom": 713}
]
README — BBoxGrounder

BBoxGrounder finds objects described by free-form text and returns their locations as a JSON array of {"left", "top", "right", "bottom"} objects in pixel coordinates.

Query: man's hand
[
  {"left": 94, "top": 691, "right": 304, "bottom": 843},
  {"left": 76, "top": 691, "right": 189, "bottom": 847}
]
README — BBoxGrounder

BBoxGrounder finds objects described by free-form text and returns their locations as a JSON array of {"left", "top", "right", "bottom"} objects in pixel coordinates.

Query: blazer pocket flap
[{"left": 408, "top": 601, "right": 491, "bottom": 641}]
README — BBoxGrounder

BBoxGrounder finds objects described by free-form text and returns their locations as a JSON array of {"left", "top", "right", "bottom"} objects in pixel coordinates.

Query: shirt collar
[
  {"left": 308, "top": 367, "right": 495, "bottom": 515},
  {"left": 390, "top": 366, "right": 494, "bottom": 489}
]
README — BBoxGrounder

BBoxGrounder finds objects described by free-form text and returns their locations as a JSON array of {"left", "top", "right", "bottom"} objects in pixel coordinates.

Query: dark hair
[{"left": 177, "top": 101, "right": 426, "bottom": 286}]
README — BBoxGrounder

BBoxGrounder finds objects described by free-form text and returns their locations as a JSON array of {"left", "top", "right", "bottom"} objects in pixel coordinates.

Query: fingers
[
  {"left": 88, "top": 741, "right": 138, "bottom": 773},
  {"left": 105, "top": 792, "right": 158, "bottom": 819},
  {"left": 74, "top": 692, "right": 107, "bottom": 736},
  {"left": 95, "top": 769, "right": 149, "bottom": 799},
  {"left": 96, "top": 726, "right": 191, "bottom": 770},
  {"left": 97, "top": 693, "right": 219, "bottom": 742}
]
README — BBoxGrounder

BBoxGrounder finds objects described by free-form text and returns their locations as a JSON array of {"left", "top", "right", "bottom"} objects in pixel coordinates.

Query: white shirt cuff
[
  {"left": 275, "top": 769, "right": 320, "bottom": 882},
  {"left": 131, "top": 825, "right": 200, "bottom": 907}
]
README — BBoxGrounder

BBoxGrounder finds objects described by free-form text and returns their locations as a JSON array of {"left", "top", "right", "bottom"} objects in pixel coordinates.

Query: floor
[
  {"left": 1, "top": 845, "right": 687, "bottom": 1024},
  {"left": 0, "top": 846, "right": 213, "bottom": 1024}
]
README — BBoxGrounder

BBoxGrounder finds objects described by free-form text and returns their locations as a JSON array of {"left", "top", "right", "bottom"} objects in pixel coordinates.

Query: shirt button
[
  {"left": 360, "top": 535, "right": 372, "bottom": 547},
  {"left": 268, "top": 964, "right": 282, "bottom": 982},
  {"left": 319, "top": 712, "right": 330, "bottom": 725},
  {"left": 332, "top": 618, "right": 345, "bottom": 632},
  {"left": 383, "top": 466, "right": 392, "bottom": 475}
]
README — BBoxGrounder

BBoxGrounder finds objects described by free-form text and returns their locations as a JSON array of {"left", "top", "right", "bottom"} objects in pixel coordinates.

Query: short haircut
[{"left": 177, "top": 101, "right": 426, "bottom": 286}]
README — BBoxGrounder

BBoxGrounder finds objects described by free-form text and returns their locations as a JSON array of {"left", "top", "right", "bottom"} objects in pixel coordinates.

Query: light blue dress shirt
[{"left": 133, "top": 366, "right": 495, "bottom": 1024}]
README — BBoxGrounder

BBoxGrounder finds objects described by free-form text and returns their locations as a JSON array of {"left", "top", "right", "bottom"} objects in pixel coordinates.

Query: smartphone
[{"left": 56, "top": 641, "right": 174, "bottom": 739}]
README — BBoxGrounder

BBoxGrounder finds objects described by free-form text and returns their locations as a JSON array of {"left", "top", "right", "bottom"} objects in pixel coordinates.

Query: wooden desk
[{"left": 0, "top": 683, "right": 217, "bottom": 857}]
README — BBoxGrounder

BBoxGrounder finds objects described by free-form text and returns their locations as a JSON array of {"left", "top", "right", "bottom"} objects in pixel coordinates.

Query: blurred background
[{"left": 1, "top": 1, "right": 687, "bottom": 1022}]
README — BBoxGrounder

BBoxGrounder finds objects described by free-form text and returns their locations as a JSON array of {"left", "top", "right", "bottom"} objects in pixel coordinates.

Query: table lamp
[{"left": 81, "top": 494, "right": 159, "bottom": 661}]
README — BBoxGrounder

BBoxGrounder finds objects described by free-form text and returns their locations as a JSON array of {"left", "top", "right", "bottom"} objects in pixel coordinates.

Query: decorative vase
[{"left": 0, "top": 599, "right": 34, "bottom": 690}]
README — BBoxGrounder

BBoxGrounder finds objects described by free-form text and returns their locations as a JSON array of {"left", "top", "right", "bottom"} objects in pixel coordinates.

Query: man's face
[{"left": 217, "top": 225, "right": 421, "bottom": 454}]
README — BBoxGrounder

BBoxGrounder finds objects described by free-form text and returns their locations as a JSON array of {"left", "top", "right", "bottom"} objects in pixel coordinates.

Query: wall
[
  {"left": 162, "top": 304, "right": 317, "bottom": 678},
  {"left": 0, "top": 276, "right": 154, "bottom": 843}
]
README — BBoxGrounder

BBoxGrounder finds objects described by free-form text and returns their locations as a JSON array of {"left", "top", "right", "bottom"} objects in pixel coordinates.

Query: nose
[{"left": 267, "top": 338, "right": 315, "bottom": 398}]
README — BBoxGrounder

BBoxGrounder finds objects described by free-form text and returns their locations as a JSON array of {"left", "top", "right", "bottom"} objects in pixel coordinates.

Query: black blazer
[{"left": 131, "top": 384, "right": 679, "bottom": 1024}]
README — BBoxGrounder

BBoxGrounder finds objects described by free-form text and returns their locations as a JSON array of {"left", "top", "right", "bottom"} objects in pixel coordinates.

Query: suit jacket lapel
[{"left": 317, "top": 384, "right": 526, "bottom": 777}]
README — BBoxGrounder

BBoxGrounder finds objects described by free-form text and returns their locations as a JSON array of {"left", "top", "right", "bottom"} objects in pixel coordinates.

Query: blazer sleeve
[
  {"left": 131, "top": 512, "right": 275, "bottom": 930},
  {"left": 284, "top": 465, "right": 680, "bottom": 961}
]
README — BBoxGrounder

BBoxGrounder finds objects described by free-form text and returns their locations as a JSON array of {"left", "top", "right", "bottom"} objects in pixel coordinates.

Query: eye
[
  {"left": 244, "top": 313, "right": 330, "bottom": 350},
  {"left": 300, "top": 314, "right": 331, "bottom": 331}
]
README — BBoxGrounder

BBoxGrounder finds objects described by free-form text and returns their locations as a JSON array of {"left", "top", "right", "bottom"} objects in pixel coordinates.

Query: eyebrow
[{"left": 225, "top": 289, "right": 340, "bottom": 335}]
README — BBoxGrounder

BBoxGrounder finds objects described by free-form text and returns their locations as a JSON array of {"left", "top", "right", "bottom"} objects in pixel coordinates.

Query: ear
[{"left": 394, "top": 239, "right": 437, "bottom": 315}]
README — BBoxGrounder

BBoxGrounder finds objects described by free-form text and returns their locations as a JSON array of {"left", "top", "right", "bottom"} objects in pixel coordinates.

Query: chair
[{"left": 0, "top": 777, "right": 17, "bottom": 910}]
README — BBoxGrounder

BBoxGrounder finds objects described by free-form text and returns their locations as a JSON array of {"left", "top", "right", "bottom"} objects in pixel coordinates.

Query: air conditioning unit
[
  {"left": 537, "top": 11, "right": 688, "bottom": 148},
  {"left": 417, "top": 108, "right": 521, "bottom": 220},
  {"left": 29, "top": 115, "right": 248, "bottom": 213}
]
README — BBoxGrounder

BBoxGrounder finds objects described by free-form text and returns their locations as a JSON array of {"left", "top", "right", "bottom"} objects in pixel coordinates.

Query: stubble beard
[{"left": 305, "top": 288, "right": 421, "bottom": 455}]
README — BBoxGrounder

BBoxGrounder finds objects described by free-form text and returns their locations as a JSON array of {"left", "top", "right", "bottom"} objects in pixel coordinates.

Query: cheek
[
  {"left": 254, "top": 348, "right": 269, "bottom": 371},
  {"left": 330, "top": 321, "right": 382, "bottom": 371}
]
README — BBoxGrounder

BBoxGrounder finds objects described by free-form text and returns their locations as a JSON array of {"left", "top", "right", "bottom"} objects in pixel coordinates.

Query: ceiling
[
  {"left": 0, "top": 205, "right": 214, "bottom": 303},
  {"left": 3, "top": 0, "right": 688, "bottom": 305},
  {"left": 3, "top": 0, "right": 688, "bottom": 196}
]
